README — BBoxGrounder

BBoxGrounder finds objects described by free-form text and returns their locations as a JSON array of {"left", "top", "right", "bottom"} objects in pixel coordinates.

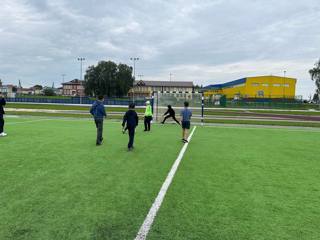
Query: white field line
[
  {"left": 6, "top": 115, "right": 320, "bottom": 133},
  {"left": 134, "top": 126, "right": 197, "bottom": 240}
]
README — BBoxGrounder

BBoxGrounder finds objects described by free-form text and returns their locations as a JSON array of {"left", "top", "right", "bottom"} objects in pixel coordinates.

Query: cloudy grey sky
[{"left": 1, "top": 0, "right": 319, "bottom": 98}]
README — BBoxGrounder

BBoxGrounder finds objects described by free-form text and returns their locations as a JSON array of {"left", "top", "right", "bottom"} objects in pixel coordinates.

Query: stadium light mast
[
  {"left": 283, "top": 70, "right": 286, "bottom": 100},
  {"left": 130, "top": 57, "right": 139, "bottom": 79},
  {"left": 77, "top": 57, "right": 85, "bottom": 104},
  {"left": 130, "top": 57, "right": 139, "bottom": 102},
  {"left": 61, "top": 74, "right": 66, "bottom": 83},
  {"left": 170, "top": 73, "right": 173, "bottom": 82},
  {"left": 137, "top": 74, "right": 144, "bottom": 81}
]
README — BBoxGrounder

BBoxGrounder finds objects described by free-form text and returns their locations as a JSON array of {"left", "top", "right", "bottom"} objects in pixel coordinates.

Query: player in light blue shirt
[{"left": 180, "top": 101, "right": 192, "bottom": 143}]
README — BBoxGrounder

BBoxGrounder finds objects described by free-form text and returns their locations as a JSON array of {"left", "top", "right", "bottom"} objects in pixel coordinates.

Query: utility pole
[{"left": 77, "top": 57, "right": 85, "bottom": 104}]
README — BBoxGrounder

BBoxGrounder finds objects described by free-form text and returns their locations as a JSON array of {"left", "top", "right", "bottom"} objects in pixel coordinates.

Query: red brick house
[{"left": 62, "top": 79, "right": 85, "bottom": 96}]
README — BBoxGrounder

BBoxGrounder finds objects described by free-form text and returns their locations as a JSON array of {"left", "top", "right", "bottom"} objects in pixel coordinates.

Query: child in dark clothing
[
  {"left": 122, "top": 103, "right": 139, "bottom": 151},
  {"left": 0, "top": 92, "right": 7, "bottom": 137},
  {"left": 161, "top": 105, "right": 180, "bottom": 125}
]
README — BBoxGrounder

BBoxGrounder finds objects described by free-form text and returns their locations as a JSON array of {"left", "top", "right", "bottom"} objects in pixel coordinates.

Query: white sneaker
[{"left": 0, "top": 132, "right": 7, "bottom": 137}]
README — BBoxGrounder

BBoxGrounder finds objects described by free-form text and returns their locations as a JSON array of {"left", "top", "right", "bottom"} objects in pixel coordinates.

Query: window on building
[
  {"left": 283, "top": 84, "right": 289, "bottom": 87},
  {"left": 262, "top": 83, "right": 269, "bottom": 87},
  {"left": 273, "top": 84, "right": 281, "bottom": 87},
  {"left": 233, "top": 84, "right": 245, "bottom": 88},
  {"left": 257, "top": 90, "right": 264, "bottom": 97},
  {"left": 252, "top": 83, "right": 259, "bottom": 86}
]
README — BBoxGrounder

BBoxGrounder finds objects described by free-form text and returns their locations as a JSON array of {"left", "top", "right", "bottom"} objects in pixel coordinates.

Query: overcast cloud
[{"left": 0, "top": 0, "right": 320, "bottom": 98}]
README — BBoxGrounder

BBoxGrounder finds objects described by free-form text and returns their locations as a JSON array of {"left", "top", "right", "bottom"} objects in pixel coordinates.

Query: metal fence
[
  {"left": 204, "top": 98, "right": 318, "bottom": 110},
  {"left": 225, "top": 101, "right": 314, "bottom": 109},
  {"left": 5, "top": 97, "right": 148, "bottom": 106}
]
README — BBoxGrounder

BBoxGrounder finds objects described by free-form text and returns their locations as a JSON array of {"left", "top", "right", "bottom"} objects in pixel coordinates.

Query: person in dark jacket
[
  {"left": 161, "top": 105, "right": 180, "bottom": 125},
  {"left": 122, "top": 103, "right": 139, "bottom": 151},
  {"left": 0, "top": 92, "right": 7, "bottom": 137},
  {"left": 90, "top": 95, "right": 106, "bottom": 146}
]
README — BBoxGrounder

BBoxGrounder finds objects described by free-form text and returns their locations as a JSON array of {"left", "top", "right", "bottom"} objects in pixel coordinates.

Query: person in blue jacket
[
  {"left": 122, "top": 103, "right": 139, "bottom": 151},
  {"left": 90, "top": 95, "right": 106, "bottom": 146}
]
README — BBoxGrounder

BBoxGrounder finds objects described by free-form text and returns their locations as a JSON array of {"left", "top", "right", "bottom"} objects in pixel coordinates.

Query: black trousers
[
  {"left": 162, "top": 114, "right": 180, "bottom": 124},
  {"left": 94, "top": 118, "right": 103, "bottom": 144},
  {"left": 144, "top": 116, "right": 152, "bottom": 131},
  {"left": 0, "top": 115, "right": 4, "bottom": 133},
  {"left": 128, "top": 127, "right": 135, "bottom": 148}
]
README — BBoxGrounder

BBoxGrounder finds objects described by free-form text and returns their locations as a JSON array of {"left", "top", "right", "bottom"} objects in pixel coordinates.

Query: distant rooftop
[
  {"left": 134, "top": 80, "right": 193, "bottom": 87},
  {"left": 62, "top": 79, "right": 84, "bottom": 85},
  {"left": 204, "top": 78, "right": 246, "bottom": 89}
]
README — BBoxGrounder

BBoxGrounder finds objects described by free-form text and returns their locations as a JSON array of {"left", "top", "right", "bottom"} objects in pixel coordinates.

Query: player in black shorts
[{"left": 180, "top": 101, "right": 192, "bottom": 143}]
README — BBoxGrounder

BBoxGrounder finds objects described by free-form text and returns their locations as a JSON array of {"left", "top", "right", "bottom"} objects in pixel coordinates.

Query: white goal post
[{"left": 152, "top": 91, "right": 204, "bottom": 123}]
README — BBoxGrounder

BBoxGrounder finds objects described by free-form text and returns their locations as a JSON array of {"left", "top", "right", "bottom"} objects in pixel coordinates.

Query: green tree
[
  {"left": 33, "top": 85, "right": 43, "bottom": 90},
  {"left": 84, "top": 60, "right": 134, "bottom": 97},
  {"left": 43, "top": 88, "right": 56, "bottom": 96},
  {"left": 309, "top": 59, "right": 320, "bottom": 102},
  {"left": 312, "top": 93, "right": 319, "bottom": 103}
]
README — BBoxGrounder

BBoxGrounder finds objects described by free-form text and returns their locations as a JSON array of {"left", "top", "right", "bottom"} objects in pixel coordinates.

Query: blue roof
[{"left": 204, "top": 78, "right": 247, "bottom": 89}]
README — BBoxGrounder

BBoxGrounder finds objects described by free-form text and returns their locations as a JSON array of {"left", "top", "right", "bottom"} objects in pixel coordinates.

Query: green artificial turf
[
  {"left": 5, "top": 111, "right": 125, "bottom": 119},
  {"left": 204, "top": 118, "right": 320, "bottom": 128},
  {"left": 8, "top": 103, "right": 320, "bottom": 116},
  {"left": 1, "top": 117, "right": 320, "bottom": 240},
  {"left": 6, "top": 110, "right": 320, "bottom": 128},
  {"left": 148, "top": 126, "right": 320, "bottom": 240},
  {"left": 6, "top": 103, "right": 144, "bottom": 113},
  {"left": 205, "top": 109, "right": 320, "bottom": 116},
  {"left": 0, "top": 118, "right": 182, "bottom": 240}
]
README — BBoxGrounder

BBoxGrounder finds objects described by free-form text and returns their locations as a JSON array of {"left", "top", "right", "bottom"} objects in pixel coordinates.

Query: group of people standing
[
  {"left": 90, "top": 97, "right": 192, "bottom": 150},
  {"left": 0, "top": 93, "right": 192, "bottom": 148}
]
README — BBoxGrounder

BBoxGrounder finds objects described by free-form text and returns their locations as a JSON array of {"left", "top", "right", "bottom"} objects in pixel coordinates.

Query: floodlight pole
[
  {"left": 138, "top": 74, "right": 144, "bottom": 81},
  {"left": 77, "top": 57, "right": 85, "bottom": 104},
  {"left": 130, "top": 57, "right": 139, "bottom": 102},
  {"left": 283, "top": 70, "right": 286, "bottom": 101},
  {"left": 61, "top": 74, "right": 66, "bottom": 83}
]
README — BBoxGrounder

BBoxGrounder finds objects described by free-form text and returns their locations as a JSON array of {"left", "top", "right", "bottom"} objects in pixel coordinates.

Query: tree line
[
  {"left": 84, "top": 60, "right": 134, "bottom": 97},
  {"left": 309, "top": 59, "right": 320, "bottom": 103}
]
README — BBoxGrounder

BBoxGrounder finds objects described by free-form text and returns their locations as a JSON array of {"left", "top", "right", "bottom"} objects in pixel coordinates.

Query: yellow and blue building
[{"left": 203, "top": 75, "right": 296, "bottom": 100}]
